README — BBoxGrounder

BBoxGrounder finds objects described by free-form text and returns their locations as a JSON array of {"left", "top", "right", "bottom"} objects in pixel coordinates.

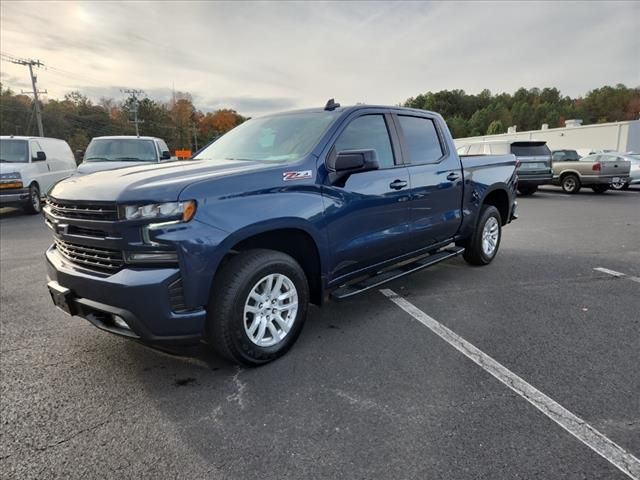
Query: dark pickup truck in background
[{"left": 44, "top": 102, "right": 518, "bottom": 365}]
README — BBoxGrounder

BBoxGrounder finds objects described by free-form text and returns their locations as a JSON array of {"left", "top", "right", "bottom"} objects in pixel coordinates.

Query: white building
[{"left": 454, "top": 119, "right": 640, "bottom": 155}]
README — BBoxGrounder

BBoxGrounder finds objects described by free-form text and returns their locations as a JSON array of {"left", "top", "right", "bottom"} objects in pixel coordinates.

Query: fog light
[
  {"left": 112, "top": 315, "right": 130, "bottom": 330},
  {"left": 124, "top": 251, "right": 178, "bottom": 263}
]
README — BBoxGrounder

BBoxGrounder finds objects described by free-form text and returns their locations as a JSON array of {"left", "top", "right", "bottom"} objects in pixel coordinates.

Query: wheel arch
[
  {"left": 480, "top": 185, "right": 510, "bottom": 226},
  {"left": 215, "top": 222, "right": 325, "bottom": 306}
]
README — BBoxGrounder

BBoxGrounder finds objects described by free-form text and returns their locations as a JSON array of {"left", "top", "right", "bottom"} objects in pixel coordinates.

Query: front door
[{"left": 322, "top": 112, "right": 411, "bottom": 283}]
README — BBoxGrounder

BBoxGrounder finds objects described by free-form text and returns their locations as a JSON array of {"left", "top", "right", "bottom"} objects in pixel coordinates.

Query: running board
[{"left": 330, "top": 247, "right": 465, "bottom": 300}]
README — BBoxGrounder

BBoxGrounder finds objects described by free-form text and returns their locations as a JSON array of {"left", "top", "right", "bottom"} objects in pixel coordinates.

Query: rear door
[
  {"left": 394, "top": 114, "right": 463, "bottom": 248},
  {"left": 323, "top": 112, "right": 411, "bottom": 282}
]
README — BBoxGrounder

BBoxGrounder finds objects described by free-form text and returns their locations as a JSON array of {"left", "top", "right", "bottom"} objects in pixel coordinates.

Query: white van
[{"left": 0, "top": 136, "right": 77, "bottom": 214}]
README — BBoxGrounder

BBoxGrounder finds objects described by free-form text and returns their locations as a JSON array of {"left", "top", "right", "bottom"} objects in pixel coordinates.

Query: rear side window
[
  {"left": 397, "top": 116, "right": 443, "bottom": 164},
  {"left": 510, "top": 142, "right": 551, "bottom": 157},
  {"left": 334, "top": 115, "right": 395, "bottom": 168}
]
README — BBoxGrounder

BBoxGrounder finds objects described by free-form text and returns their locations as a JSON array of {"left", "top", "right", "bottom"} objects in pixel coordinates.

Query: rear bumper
[
  {"left": 0, "top": 188, "right": 29, "bottom": 205},
  {"left": 517, "top": 173, "right": 552, "bottom": 186},
  {"left": 45, "top": 245, "right": 206, "bottom": 345}
]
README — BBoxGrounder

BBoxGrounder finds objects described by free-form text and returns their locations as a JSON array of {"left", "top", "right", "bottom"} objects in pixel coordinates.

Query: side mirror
[
  {"left": 330, "top": 149, "right": 379, "bottom": 185},
  {"left": 160, "top": 151, "right": 171, "bottom": 160},
  {"left": 33, "top": 151, "right": 47, "bottom": 161}
]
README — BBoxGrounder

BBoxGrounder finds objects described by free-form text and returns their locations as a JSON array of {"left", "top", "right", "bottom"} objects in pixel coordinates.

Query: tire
[
  {"left": 462, "top": 205, "right": 502, "bottom": 266},
  {"left": 591, "top": 185, "right": 609, "bottom": 194},
  {"left": 206, "top": 249, "right": 309, "bottom": 366},
  {"left": 23, "top": 184, "right": 42, "bottom": 214},
  {"left": 561, "top": 174, "right": 581, "bottom": 194},
  {"left": 611, "top": 180, "right": 625, "bottom": 190},
  {"left": 517, "top": 185, "right": 538, "bottom": 196}
]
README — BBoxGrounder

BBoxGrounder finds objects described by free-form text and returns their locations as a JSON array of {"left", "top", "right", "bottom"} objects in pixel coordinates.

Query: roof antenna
[{"left": 324, "top": 98, "right": 340, "bottom": 111}]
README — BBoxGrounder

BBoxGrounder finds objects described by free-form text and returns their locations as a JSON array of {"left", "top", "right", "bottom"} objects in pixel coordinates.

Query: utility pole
[
  {"left": 121, "top": 89, "right": 144, "bottom": 136},
  {"left": 12, "top": 59, "right": 46, "bottom": 137}
]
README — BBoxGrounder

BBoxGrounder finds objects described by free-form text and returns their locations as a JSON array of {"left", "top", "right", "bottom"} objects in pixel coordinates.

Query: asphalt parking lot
[{"left": 1, "top": 186, "right": 639, "bottom": 480}]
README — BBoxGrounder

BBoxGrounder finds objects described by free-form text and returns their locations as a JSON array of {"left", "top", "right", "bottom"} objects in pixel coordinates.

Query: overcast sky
[{"left": 1, "top": 1, "right": 638, "bottom": 116}]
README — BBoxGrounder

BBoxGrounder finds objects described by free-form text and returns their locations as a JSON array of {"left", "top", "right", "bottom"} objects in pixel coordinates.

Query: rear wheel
[
  {"left": 611, "top": 180, "right": 625, "bottom": 190},
  {"left": 561, "top": 174, "right": 581, "bottom": 194},
  {"left": 517, "top": 185, "right": 538, "bottom": 196},
  {"left": 591, "top": 185, "right": 609, "bottom": 194},
  {"left": 207, "top": 249, "right": 309, "bottom": 366},
  {"left": 462, "top": 205, "right": 502, "bottom": 266},
  {"left": 23, "top": 184, "right": 42, "bottom": 214}
]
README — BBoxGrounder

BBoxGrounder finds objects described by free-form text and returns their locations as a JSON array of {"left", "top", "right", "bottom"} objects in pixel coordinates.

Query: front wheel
[
  {"left": 207, "top": 249, "right": 309, "bottom": 366},
  {"left": 611, "top": 180, "right": 625, "bottom": 190},
  {"left": 462, "top": 205, "right": 502, "bottom": 266},
  {"left": 23, "top": 184, "right": 42, "bottom": 214}
]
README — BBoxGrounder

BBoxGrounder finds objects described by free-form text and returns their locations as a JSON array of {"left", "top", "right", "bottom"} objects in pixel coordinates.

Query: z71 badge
[{"left": 283, "top": 170, "right": 313, "bottom": 181}]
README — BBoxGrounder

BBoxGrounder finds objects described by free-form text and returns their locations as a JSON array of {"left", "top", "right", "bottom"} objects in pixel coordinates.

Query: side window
[
  {"left": 334, "top": 115, "right": 395, "bottom": 168},
  {"left": 468, "top": 144, "right": 485, "bottom": 155},
  {"left": 397, "top": 116, "right": 444, "bottom": 164},
  {"left": 552, "top": 151, "right": 565, "bottom": 161},
  {"left": 30, "top": 141, "right": 43, "bottom": 159},
  {"left": 157, "top": 140, "right": 169, "bottom": 154}
]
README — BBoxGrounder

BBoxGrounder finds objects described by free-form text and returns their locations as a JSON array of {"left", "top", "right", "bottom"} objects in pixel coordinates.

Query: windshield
[
  {"left": 0, "top": 139, "right": 29, "bottom": 163},
  {"left": 84, "top": 139, "right": 158, "bottom": 162},
  {"left": 194, "top": 111, "right": 339, "bottom": 163}
]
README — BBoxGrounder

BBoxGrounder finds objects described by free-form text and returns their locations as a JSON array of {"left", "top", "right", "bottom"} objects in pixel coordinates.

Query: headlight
[
  {"left": 122, "top": 200, "right": 196, "bottom": 222},
  {"left": 0, "top": 172, "right": 21, "bottom": 180},
  {"left": 0, "top": 172, "right": 23, "bottom": 189}
]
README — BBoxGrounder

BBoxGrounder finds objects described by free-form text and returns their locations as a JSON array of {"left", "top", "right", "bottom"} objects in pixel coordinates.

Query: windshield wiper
[
  {"left": 85, "top": 156, "right": 109, "bottom": 162},
  {"left": 114, "top": 157, "right": 147, "bottom": 162},
  {"left": 0, "top": 159, "right": 19, "bottom": 163}
]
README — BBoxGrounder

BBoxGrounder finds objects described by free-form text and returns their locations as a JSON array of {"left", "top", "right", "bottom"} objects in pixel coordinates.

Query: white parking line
[
  {"left": 380, "top": 288, "right": 640, "bottom": 479},
  {"left": 594, "top": 267, "right": 640, "bottom": 283}
]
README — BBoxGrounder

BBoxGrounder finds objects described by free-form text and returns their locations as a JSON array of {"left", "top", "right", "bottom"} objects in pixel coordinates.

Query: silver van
[
  {"left": 0, "top": 136, "right": 77, "bottom": 213},
  {"left": 457, "top": 140, "right": 552, "bottom": 195}
]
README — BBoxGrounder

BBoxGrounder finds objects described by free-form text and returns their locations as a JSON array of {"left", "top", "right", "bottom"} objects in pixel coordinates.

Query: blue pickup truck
[{"left": 44, "top": 101, "right": 518, "bottom": 365}]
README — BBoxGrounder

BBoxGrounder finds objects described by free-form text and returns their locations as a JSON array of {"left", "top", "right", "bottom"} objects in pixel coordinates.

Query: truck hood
[
  {"left": 0, "top": 162, "right": 31, "bottom": 176},
  {"left": 76, "top": 161, "right": 152, "bottom": 174},
  {"left": 49, "top": 158, "right": 271, "bottom": 202}
]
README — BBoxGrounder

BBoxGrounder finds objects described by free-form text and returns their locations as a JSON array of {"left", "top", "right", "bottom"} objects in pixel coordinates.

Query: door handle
[
  {"left": 446, "top": 172, "right": 460, "bottom": 181},
  {"left": 389, "top": 179, "right": 408, "bottom": 190}
]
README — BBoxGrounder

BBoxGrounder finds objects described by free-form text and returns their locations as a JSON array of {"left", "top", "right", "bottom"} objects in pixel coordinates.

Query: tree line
[
  {"left": 1, "top": 83, "right": 638, "bottom": 152},
  {"left": 404, "top": 84, "right": 639, "bottom": 138},
  {"left": 0, "top": 84, "right": 247, "bottom": 155}
]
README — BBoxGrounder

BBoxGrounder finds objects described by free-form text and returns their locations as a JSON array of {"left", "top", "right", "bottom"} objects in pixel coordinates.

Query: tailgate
[
  {"left": 516, "top": 155, "right": 551, "bottom": 174},
  {"left": 600, "top": 159, "right": 631, "bottom": 176}
]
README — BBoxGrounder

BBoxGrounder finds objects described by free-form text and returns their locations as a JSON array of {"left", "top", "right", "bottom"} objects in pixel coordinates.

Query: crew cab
[
  {"left": 44, "top": 102, "right": 517, "bottom": 366},
  {"left": 552, "top": 152, "right": 631, "bottom": 193},
  {"left": 457, "top": 140, "right": 552, "bottom": 196},
  {"left": 76, "top": 136, "right": 173, "bottom": 174}
]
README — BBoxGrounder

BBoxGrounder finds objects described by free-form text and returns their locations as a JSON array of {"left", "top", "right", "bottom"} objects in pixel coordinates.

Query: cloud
[{"left": 1, "top": 1, "right": 638, "bottom": 117}]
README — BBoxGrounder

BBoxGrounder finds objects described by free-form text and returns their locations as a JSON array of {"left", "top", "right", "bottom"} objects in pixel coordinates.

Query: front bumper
[
  {"left": 46, "top": 245, "right": 206, "bottom": 345},
  {"left": 0, "top": 188, "right": 29, "bottom": 205}
]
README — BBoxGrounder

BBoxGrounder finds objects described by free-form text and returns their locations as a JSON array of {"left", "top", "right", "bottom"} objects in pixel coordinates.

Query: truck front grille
[
  {"left": 54, "top": 238, "right": 124, "bottom": 272},
  {"left": 47, "top": 198, "right": 118, "bottom": 221}
]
